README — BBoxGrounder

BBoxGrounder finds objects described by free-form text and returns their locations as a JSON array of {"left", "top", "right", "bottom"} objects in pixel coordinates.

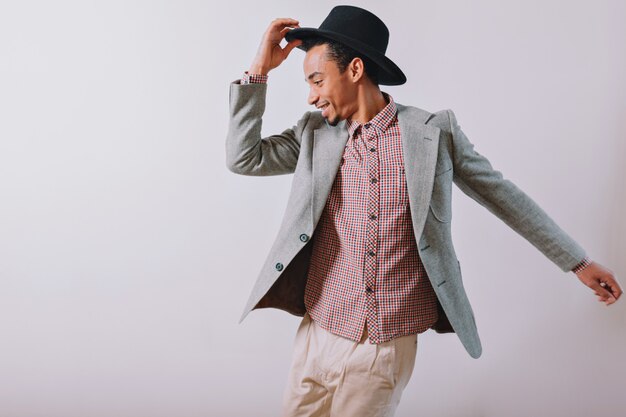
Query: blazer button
[
  {"left": 299, "top": 233, "right": 309, "bottom": 242},
  {"left": 275, "top": 263, "right": 284, "bottom": 271}
]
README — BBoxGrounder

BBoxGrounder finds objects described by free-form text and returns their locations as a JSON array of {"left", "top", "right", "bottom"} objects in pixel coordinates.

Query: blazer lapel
[
  {"left": 397, "top": 104, "right": 441, "bottom": 240},
  {"left": 312, "top": 120, "right": 349, "bottom": 226}
]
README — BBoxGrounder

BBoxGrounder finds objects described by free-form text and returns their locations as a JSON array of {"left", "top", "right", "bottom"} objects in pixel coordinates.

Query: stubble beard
[{"left": 326, "top": 112, "right": 341, "bottom": 127}]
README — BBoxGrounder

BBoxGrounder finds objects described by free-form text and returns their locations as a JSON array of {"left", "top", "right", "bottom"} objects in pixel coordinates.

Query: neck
[{"left": 348, "top": 87, "right": 388, "bottom": 124}]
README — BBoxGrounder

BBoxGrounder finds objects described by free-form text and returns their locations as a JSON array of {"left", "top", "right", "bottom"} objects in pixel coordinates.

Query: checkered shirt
[
  {"left": 239, "top": 72, "right": 593, "bottom": 343},
  {"left": 302, "top": 92, "right": 441, "bottom": 344}
]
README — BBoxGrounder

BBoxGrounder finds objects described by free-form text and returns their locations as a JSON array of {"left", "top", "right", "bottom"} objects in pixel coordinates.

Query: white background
[{"left": 1, "top": 1, "right": 625, "bottom": 416}]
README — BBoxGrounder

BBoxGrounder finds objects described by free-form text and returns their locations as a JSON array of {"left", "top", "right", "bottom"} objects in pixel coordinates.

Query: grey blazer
[{"left": 225, "top": 80, "right": 587, "bottom": 359}]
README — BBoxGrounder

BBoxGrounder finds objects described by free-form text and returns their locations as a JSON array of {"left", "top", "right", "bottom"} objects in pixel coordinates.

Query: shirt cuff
[
  {"left": 571, "top": 256, "right": 592, "bottom": 274},
  {"left": 241, "top": 71, "right": 268, "bottom": 85}
]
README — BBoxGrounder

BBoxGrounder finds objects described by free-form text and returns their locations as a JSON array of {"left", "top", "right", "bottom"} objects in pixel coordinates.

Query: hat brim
[{"left": 285, "top": 27, "right": 406, "bottom": 86}]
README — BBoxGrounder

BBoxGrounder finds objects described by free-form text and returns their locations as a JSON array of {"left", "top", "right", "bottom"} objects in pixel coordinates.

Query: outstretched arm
[
  {"left": 447, "top": 109, "right": 621, "bottom": 305},
  {"left": 448, "top": 109, "right": 585, "bottom": 271}
]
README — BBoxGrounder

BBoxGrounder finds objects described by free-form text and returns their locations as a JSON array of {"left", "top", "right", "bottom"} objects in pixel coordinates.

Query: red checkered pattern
[
  {"left": 241, "top": 71, "right": 268, "bottom": 84},
  {"left": 572, "top": 256, "right": 592, "bottom": 274},
  {"left": 304, "top": 93, "right": 439, "bottom": 344}
]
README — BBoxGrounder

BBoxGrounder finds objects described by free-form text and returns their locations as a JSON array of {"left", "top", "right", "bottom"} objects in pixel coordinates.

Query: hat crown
[
  {"left": 284, "top": 5, "right": 406, "bottom": 85},
  {"left": 319, "top": 6, "right": 389, "bottom": 54}
]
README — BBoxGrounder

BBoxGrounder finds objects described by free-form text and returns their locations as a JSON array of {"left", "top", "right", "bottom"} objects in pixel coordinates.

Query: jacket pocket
[{"left": 429, "top": 168, "right": 453, "bottom": 222}]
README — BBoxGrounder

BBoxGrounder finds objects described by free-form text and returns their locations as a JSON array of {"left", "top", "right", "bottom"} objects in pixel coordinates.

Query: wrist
[
  {"left": 242, "top": 71, "right": 268, "bottom": 85},
  {"left": 572, "top": 257, "right": 592, "bottom": 274},
  {"left": 248, "top": 63, "right": 269, "bottom": 75}
]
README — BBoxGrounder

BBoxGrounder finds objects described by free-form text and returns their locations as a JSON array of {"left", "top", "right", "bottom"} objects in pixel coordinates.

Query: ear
[{"left": 349, "top": 57, "right": 365, "bottom": 83}]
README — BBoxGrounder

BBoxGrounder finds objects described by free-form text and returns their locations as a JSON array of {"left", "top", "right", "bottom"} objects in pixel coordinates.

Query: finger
[
  {"left": 606, "top": 279, "right": 623, "bottom": 299},
  {"left": 600, "top": 290, "right": 617, "bottom": 302},
  {"left": 283, "top": 39, "right": 303, "bottom": 58},
  {"left": 266, "top": 19, "right": 299, "bottom": 37},
  {"left": 271, "top": 18, "right": 300, "bottom": 28},
  {"left": 273, "top": 17, "right": 299, "bottom": 22},
  {"left": 590, "top": 281, "right": 614, "bottom": 300},
  {"left": 599, "top": 281, "right": 619, "bottom": 300},
  {"left": 279, "top": 25, "right": 299, "bottom": 37},
  {"left": 597, "top": 295, "right": 615, "bottom": 305},
  {"left": 264, "top": 25, "right": 299, "bottom": 46}
]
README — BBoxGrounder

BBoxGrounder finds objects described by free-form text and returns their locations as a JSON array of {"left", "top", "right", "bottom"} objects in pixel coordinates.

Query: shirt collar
[{"left": 346, "top": 92, "right": 397, "bottom": 137}]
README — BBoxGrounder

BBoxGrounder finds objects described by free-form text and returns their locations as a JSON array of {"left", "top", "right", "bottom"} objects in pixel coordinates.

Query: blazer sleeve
[
  {"left": 446, "top": 109, "right": 587, "bottom": 272},
  {"left": 226, "top": 80, "right": 311, "bottom": 176}
]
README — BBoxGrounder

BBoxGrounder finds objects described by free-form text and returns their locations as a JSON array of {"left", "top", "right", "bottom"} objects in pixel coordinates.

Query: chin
[{"left": 327, "top": 114, "right": 341, "bottom": 127}]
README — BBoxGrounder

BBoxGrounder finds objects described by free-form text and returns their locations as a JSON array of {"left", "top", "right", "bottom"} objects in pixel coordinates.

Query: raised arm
[{"left": 225, "top": 18, "right": 306, "bottom": 176}]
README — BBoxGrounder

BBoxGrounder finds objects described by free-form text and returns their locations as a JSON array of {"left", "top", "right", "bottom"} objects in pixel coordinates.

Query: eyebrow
[{"left": 305, "top": 71, "right": 323, "bottom": 82}]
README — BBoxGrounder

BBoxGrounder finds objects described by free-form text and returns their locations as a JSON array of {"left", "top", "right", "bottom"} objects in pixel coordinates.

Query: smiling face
[{"left": 303, "top": 44, "right": 359, "bottom": 126}]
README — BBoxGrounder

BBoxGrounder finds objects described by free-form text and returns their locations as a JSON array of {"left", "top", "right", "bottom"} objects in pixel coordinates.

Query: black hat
[{"left": 285, "top": 5, "right": 406, "bottom": 85}]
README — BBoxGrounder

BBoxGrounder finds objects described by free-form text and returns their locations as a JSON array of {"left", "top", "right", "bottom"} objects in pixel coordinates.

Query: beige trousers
[{"left": 281, "top": 313, "right": 418, "bottom": 417}]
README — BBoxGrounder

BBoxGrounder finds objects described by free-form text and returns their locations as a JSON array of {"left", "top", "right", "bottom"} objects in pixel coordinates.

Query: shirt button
[
  {"left": 369, "top": 214, "right": 377, "bottom": 220},
  {"left": 366, "top": 287, "right": 374, "bottom": 293},
  {"left": 299, "top": 233, "right": 309, "bottom": 242},
  {"left": 275, "top": 263, "right": 284, "bottom": 271},
  {"left": 364, "top": 123, "right": 371, "bottom": 129},
  {"left": 370, "top": 178, "right": 377, "bottom": 184},
  {"left": 370, "top": 147, "right": 376, "bottom": 152},
  {"left": 368, "top": 251, "right": 375, "bottom": 257}
]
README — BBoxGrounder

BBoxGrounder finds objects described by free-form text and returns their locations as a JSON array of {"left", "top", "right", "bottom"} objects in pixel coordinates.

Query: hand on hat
[{"left": 249, "top": 18, "right": 303, "bottom": 76}]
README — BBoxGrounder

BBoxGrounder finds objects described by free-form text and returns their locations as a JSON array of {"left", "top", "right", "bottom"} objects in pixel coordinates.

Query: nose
[{"left": 307, "top": 87, "right": 319, "bottom": 106}]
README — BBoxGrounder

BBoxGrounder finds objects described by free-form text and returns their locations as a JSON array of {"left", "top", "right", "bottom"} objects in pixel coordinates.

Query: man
[{"left": 225, "top": 5, "right": 621, "bottom": 417}]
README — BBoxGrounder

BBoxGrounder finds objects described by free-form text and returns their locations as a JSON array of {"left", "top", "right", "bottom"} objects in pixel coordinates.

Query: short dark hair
[{"left": 300, "top": 37, "right": 380, "bottom": 86}]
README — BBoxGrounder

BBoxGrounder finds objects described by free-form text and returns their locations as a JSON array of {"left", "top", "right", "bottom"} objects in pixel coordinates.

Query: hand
[
  {"left": 249, "top": 18, "right": 303, "bottom": 75},
  {"left": 575, "top": 261, "right": 622, "bottom": 306}
]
